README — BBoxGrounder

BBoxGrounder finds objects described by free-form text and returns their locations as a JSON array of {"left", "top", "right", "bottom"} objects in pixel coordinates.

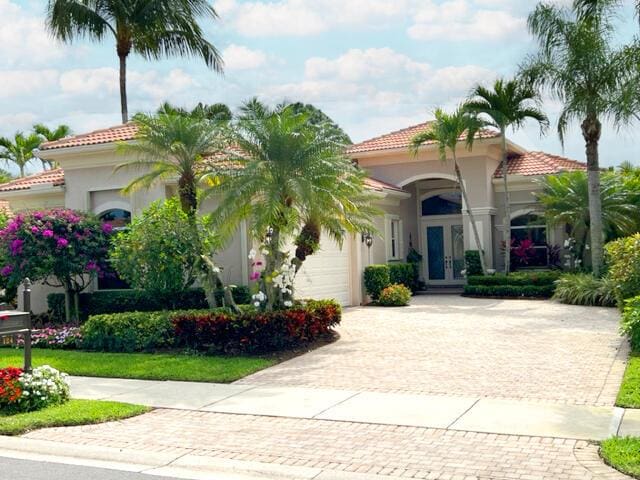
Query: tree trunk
[
  {"left": 73, "top": 291, "right": 80, "bottom": 326},
  {"left": 453, "top": 152, "right": 487, "bottom": 275},
  {"left": 19, "top": 165, "right": 25, "bottom": 178},
  {"left": 64, "top": 288, "right": 71, "bottom": 324},
  {"left": 118, "top": 52, "right": 129, "bottom": 124},
  {"left": 501, "top": 132, "right": 511, "bottom": 274},
  {"left": 581, "top": 115, "right": 604, "bottom": 276}
]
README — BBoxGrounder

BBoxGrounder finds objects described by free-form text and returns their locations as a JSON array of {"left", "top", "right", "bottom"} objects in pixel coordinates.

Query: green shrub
[
  {"left": 377, "top": 284, "right": 412, "bottom": 306},
  {"left": 388, "top": 263, "right": 419, "bottom": 292},
  {"left": 463, "top": 284, "right": 555, "bottom": 298},
  {"left": 553, "top": 273, "right": 617, "bottom": 307},
  {"left": 47, "top": 286, "right": 251, "bottom": 323},
  {"left": 606, "top": 234, "right": 640, "bottom": 307},
  {"left": 621, "top": 296, "right": 640, "bottom": 351},
  {"left": 464, "top": 250, "right": 483, "bottom": 276},
  {"left": 110, "top": 199, "right": 202, "bottom": 296},
  {"left": 81, "top": 311, "right": 178, "bottom": 353},
  {"left": 364, "top": 265, "right": 390, "bottom": 300},
  {"left": 466, "top": 271, "right": 560, "bottom": 287}
]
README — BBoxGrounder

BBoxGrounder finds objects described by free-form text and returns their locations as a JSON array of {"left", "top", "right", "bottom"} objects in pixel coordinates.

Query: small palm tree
[
  {"left": 33, "top": 123, "right": 72, "bottom": 169},
  {"left": 0, "top": 132, "right": 41, "bottom": 177},
  {"left": 520, "top": 1, "right": 640, "bottom": 275},
  {"left": 205, "top": 99, "right": 377, "bottom": 310},
  {"left": 410, "top": 107, "right": 488, "bottom": 274},
  {"left": 46, "top": 0, "right": 223, "bottom": 123},
  {"left": 115, "top": 112, "right": 224, "bottom": 220},
  {"left": 464, "top": 78, "right": 549, "bottom": 273},
  {"left": 536, "top": 170, "right": 639, "bottom": 263}
]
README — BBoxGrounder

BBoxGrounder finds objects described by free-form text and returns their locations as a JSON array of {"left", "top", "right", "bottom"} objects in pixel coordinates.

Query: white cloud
[
  {"left": 0, "top": 69, "right": 59, "bottom": 98},
  {"left": 408, "top": 1, "right": 526, "bottom": 41},
  {"left": 222, "top": 44, "right": 267, "bottom": 70},
  {"left": 0, "top": 0, "right": 68, "bottom": 66},
  {"left": 213, "top": 0, "right": 410, "bottom": 37}
]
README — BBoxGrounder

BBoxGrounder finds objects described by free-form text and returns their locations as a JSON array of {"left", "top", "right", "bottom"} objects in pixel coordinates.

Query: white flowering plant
[
  {"left": 16, "top": 365, "right": 70, "bottom": 413},
  {"left": 248, "top": 243, "right": 297, "bottom": 311}
]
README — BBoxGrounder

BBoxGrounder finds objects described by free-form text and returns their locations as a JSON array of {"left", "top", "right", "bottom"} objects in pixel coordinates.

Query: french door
[{"left": 423, "top": 218, "right": 465, "bottom": 285}]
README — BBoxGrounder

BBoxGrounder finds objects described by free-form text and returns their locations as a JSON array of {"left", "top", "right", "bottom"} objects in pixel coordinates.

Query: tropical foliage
[
  {"left": 464, "top": 78, "right": 548, "bottom": 273},
  {"left": 520, "top": 0, "right": 640, "bottom": 275},
  {"left": 157, "top": 102, "right": 232, "bottom": 122},
  {"left": 33, "top": 123, "right": 72, "bottom": 169},
  {"left": 410, "top": 107, "right": 487, "bottom": 274},
  {"left": 45, "top": 0, "right": 223, "bottom": 123},
  {"left": 0, "top": 132, "right": 41, "bottom": 177},
  {"left": 553, "top": 272, "right": 617, "bottom": 307},
  {"left": 205, "top": 99, "right": 376, "bottom": 310}
]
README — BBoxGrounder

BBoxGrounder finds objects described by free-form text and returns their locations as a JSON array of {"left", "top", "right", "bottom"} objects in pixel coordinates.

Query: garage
[{"left": 294, "top": 235, "right": 353, "bottom": 306}]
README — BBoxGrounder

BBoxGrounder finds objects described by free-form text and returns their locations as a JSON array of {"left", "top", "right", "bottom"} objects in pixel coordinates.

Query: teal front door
[{"left": 424, "top": 219, "right": 465, "bottom": 285}]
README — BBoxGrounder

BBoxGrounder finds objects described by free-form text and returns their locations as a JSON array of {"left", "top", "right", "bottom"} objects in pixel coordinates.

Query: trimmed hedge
[
  {"left": 606, "top": 234, "right": 640, "bottom": 307},
  {"left": 364, "top": 263, "right": 418, "bottom": 300},
  {"left": 47, "top": 287, "right": 251, "bottom": 323},
  {"left": 464, "top": 250, "right": 483, "bottom": 276},
  {"left": 622, "top": 296, "right": 640, "bottom": 351},
  {"left": 78, "top": 300, "right": 341, "bottom": 354},
  {"left": 172, "top": 299, "right": 341, "bottom": 354},
  {"left": 378, "top": 284, "right": 412, "bottom": 307},
  {"left": 466, "top": 271, "right": 560, "bottom": 287},
  {"left": 464, "top": 284, "right": 555, "bottom": 298}
]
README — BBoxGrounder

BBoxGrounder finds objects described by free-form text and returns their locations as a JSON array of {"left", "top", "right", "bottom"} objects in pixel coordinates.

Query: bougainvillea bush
[
  {"left": 0, "top": 366, "right": 70, "bottom": 413},
  {"left": 0, "top": 209, "right": 113, "bottom": 322}
]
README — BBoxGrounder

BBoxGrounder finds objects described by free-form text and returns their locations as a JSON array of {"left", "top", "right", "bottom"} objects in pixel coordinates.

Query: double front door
[{"left": 424, "top": 218, "right": 465, "bottom": 285}]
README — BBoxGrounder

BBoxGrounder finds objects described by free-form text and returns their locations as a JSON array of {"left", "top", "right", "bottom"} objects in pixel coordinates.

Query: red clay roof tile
[
  {"left": 494, "top": 151, "right": 586, "bottom": 178},
  {"left": 40, "top": 124, "right": 138, "bottom": 150},
  {"left": 0, "top": 169, "right": 65, "bottom": 192}
]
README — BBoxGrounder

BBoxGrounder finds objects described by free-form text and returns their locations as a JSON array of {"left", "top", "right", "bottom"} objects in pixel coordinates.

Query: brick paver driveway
[
  {"left": 21, "top": 296, "right": 630, "bottom": 480},
  {"left": 238, "top": 295, "right": 625, "bottom": 405}
]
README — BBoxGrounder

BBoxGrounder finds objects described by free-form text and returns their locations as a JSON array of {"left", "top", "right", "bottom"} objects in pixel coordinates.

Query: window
[
  {"left": 510, "top": 213, "right": 548, "bottom": 267},
  {"left": 386, "top": 216, "right": 403, "bottom": 261},
  {"left": 422, "top": 192, "right": 462, "bottom": 216},
  {"left": 98, "top": 209, "right": 132, "bottom": 289}
]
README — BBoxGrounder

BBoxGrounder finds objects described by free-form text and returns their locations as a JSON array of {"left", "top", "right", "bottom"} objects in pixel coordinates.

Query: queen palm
[
  {"left": 0, "top": 132, "right": 41, "bottom": 177},
  {"left": 205, "top": 99, "right": 377, "bottom": 310},
  {"left": 33, "top": 123, "right": 72, "bottom": 169},
  {"left": 410, "top": 107, "right": 488, "bottom": 275},
  {"left": 46, "top": 0, "right": 223, "bottom": 124},
  {"left": 464, "top": 78, "right": 549, "bottom": 273},
  {"left": 157, "top": 102, "right": 232, "bottom": 122},
  {"left": 520, "top": 1, "right": 640, "bottom": 275}
]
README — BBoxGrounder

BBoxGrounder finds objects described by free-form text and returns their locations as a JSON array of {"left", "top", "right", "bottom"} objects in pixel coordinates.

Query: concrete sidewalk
[{"left": 69, "top": 376, "right": 637, "bottom": 441}]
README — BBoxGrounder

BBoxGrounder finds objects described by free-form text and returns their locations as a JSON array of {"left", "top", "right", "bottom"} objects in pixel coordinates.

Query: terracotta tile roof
[
  {"left": 364, "top": 177, "right": 404, "bottom": 193},
  {"left": 40, "top": 124, "right": 138, "bottom": 151},
  {"left": 0, "top": 169, "right": 65, "bottom": 192},
  {"left": 494, "top": 151, "right": 587, "bottom": 178},
  {"left": 346, "top": 121, "right": 501, "bottom": 155}
]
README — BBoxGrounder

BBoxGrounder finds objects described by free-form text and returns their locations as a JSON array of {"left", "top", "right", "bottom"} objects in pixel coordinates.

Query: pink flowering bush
[
  {"left": 0, "top": 209, "right": 113, "bottom": 322},
  {"left": 15, "top": 325, "right": 82, "bottom": 349}
]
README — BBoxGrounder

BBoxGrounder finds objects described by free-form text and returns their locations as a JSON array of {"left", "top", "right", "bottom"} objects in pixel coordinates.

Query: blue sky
[{"left": 1, "top": 0, "right": 638, "bottom": 175}]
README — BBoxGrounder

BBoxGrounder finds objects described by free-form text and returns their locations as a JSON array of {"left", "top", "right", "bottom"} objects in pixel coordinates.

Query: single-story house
[{"left": 0, "top": 121, "right": 586, "bottom": 312}]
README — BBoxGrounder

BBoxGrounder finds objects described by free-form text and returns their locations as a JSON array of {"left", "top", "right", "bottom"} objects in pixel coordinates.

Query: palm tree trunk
[
  {"left": 501, "top": 132, "right": 511, "bottom": 274},
  {"left": 118, "top": 52, "right": 129, "bottom": 124},
  {"left": 19, "top": 165, "right": 25, "bottom": 178},
  {"left": 453, "top": 151, "right": 487, "bottom": 275},
  {"left": 582, "top": 116, "right": 604, "bottom": 276}
]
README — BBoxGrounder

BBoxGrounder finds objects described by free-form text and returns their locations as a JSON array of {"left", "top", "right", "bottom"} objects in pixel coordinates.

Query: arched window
[
  {"left": 422, "top": 192, "right": 462, "bottom": 216},
  {"left": 510, "top": 213, "right": 548, "bottom": 267},
  {"left": 99, "top": 209, "right": 131, "bottom": 230}
]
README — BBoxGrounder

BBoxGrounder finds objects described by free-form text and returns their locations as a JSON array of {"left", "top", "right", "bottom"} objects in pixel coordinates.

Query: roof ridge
[{"left": 350, "top": 121, "right": 432, "bottom": 147}]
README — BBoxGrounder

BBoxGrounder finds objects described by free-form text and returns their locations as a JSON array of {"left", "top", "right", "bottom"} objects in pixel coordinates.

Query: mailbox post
[{"left": 0, "top": 278, "right": 32, "bottom": 371}]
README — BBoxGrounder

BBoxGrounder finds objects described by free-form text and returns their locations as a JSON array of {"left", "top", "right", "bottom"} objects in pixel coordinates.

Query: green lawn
[
  {"left": 601, "top": 437, "right": 640, "bottom": 478},
  {"left": 0, "top": 349, "right": 275, "bottom": 383},
  {"left": 0, "top": 399, "right": 149, "bottom": 436},
  {"left": 617, "top": 352, "right": 640, "bottom": 408}
]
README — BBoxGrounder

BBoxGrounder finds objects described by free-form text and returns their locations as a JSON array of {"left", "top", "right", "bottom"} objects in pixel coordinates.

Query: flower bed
[{"left": 0, "top": 366, "right": 70, "bottom": 413}]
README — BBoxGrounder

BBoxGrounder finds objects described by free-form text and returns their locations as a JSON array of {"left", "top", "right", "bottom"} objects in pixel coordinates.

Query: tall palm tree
[
  {"left": 115, "top": 112, "right": 223, "bottom": 220},
  {"left": 46, "top": 0, "right": 223, "bottom": 124},
  {"left": 33, "top": 123, "right": 72, "bottom": 169},
  {"left": 536, "top": 170, "right": 639, "bottom": 262},
  {"left": 464, "top": 78, "right": 549, "bottom": 273},
  {"left": 410, "top": 107, "right": 488, "bottom": 274},
  {"left": 520, "top": 1, "right": 640, "bottom": 275},
  {"left": 204, "top": 99, "right": 377, "bottom": 310},
  {"left": 0, "top": 132, "right": 41, "bottom": 177}
]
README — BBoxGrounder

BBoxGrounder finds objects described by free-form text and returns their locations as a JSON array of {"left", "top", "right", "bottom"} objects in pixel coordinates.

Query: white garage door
[{"left": 294, "top": 235, "right": 352, "bottom": 306}]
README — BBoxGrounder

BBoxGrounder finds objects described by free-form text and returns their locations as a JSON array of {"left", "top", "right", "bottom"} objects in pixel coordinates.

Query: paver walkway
[{"left": 2, "top": 296, "right": 632, "bottom": 480}]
